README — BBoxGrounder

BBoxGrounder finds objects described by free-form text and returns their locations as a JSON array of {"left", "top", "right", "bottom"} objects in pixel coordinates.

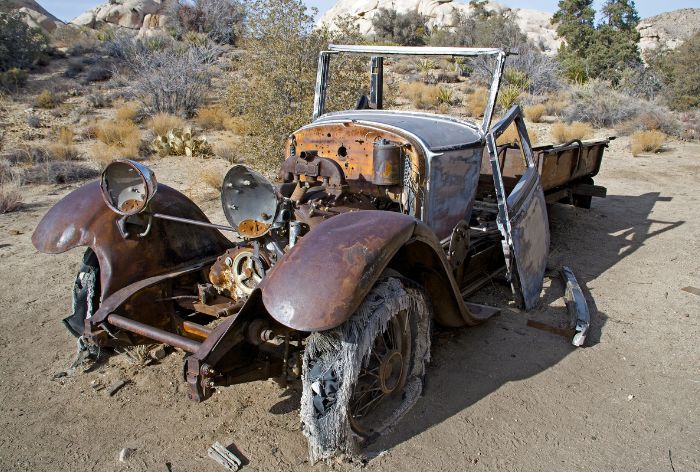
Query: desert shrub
[
  {"left": 117, "top": 37, "right": 222, "bottom": 117},
  {"left": 497, "top": 85, "right": 521, "bottom": 110},
  {"left": 23, "top": 161, "right": 99, "bottom": 184},
  {"left": 95, "top": 119, "right": 141, "bottom": 147},
  {"left": 496, "top": 123, "right": 539, "bottom": 146},
  {"left": 647, "top": 33, "right": 700, "bottom": 111},
  {"left": 0, "top": 11, "right": 48, "bottom": 72},
  {"left": 0, "top": 178, "right": 22, "bottom": 213},
  {"left": 630, "top": 130, "right": 666, "bottom": 156},
  {"left": 26, "top": 114, "right": 41, "bottom": 128},
  {"left": 551, "top": 122, "right": 593, "bottom": 143},
  {"left": 92, "top": 142, "right": 140, "bottom": 169},
  {"left": 678, "top": 111, "right": 700, "bottom": 141},
  {"left": 225, "top": 1, "right": 366, "bottom": 170},
  {"left": 465, "top": 87, "right": 489, "bottom": 117},
  {"left": 0, "top": 68, "right": 28, "bottom": 92},
  {"left": 147, "top": 113, "right": 186, "bottom": 137},
  {"left": 84, "top": 66, "right": 112, "bottom": 83},
  {"left": 168, "top": 0, "right": 246, "bottom": 45},
  {"left": 224, "top": 116, "right": 249, "bottom": 135},
  {"left": 198, "top": 167, "right": 223, "bottom": 190},
  {"left": 1, "top": 145, "right": 51, "bottom": 165},
  {"left": 195, "top": 106, "right": 229, "bottom": 130},
  {"left": 47, "top": 126, "right": 80, "bottom": 161},
  {"left": 371, "top": 8, "right": 428, "bottom": 46},
  {"left": 544, "top": 92, "right": 569, "bottom": 115},
  {"left": 63, "top": 59, "right": 84, "bottom": 78},
  {"left": 87, "top": 93, "right": 112, "bottom": 108},
  {"left": 524, "top": 104, "right": 546, "bottom": 122},
  {"left": 399, "top": 82, "right": 440, "bottom": 109},
  {"left": 214, "top": 137, "right": 241, "bottom": 163},
  {"left": 437, "top": 87, "right": 456, "bottom": 106},
  {"left": 114, "top": 99, "right": 141, "bottom": 122},
  {"left": 34, "top": 90, "right": 60, "bottom": 109},
  {"left": 564, "top": 80, "right": 641, "bottom": 127}
]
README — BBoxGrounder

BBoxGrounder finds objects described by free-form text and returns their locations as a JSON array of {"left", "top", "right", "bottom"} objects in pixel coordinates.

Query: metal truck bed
[{"left": 479, "top": 138, "right": 610, "bottom": 207}]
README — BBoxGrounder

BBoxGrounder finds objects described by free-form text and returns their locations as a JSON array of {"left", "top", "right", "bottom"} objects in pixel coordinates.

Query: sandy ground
[
  {"left": 1, "top": 134, "right": 698, "bottom": 472},
  {"left": 1, "top": 56, "right": 699, "bottom": 470}
]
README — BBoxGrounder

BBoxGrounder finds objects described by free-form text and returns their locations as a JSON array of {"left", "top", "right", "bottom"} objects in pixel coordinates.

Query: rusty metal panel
[
  {"left": 424, "top": 148, "right": 481, "bottom": 240},
  {"left": 32, "top": 181, "right": 232, "bottom": 299},
  {"left": 259, "top": 210, "right": 417, "bottom": 332}
]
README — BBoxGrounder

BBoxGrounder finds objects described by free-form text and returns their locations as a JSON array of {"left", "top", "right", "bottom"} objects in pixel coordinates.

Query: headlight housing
[{"left": 100, "top": 160, "right": 158, "bottom": 216}]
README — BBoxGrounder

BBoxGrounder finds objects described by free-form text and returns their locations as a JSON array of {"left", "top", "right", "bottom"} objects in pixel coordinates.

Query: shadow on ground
[{"left": 369, "top": 191, "right": 684, "bottom": 453}]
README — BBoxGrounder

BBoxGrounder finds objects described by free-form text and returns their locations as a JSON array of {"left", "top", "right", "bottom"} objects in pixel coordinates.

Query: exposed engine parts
[{"left": 209, "top": 247, "right": 269, "bottom": 299}]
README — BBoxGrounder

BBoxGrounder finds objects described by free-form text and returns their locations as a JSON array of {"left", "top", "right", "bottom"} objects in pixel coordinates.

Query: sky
[{"left": 38, "top": 0, "right": 698, "bottom": 23}]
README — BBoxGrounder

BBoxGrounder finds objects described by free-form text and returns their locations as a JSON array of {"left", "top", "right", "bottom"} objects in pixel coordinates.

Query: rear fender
[
  {"left": 32, "top": 181, "right": 233, "bottom": 299},
  {"left": 259, "top": 210, "right": 486, "bottom": 332}
]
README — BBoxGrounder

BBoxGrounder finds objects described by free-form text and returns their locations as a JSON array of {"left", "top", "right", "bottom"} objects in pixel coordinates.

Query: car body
[{"left": 32, "top": 45, "right": 602, "bottom": 461}]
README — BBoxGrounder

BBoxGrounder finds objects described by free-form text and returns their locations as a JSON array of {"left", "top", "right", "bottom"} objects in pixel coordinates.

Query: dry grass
[
  {"left": 92, "top": 141, "right": 141, "bottom": 169},
  {"left": 48, "top": 126, "right": 80, "bottom": 161},
  {"left": 399, "top": 82, "right": 441, "bottom": 110},
  {"left": 0, "top": 179, "right": 22, "bottom": 214},
  {"left": 465, "top": 87, "right": 489, "bottom": 117},
  {"left": 198, "top": 168, "right": 223, "bottom": 191},
  {"left": 224, "top": 116, "right": 250, "bottom": 135},
  {"left": 496, "top": 124, "right": 539, "bottom": 147},
  {"left": 195, "top": 106, "right": 230, "bottom": 130},
  {"left": 114, "top": 99, "right": 140, "bottom": 122},
  {"left": 95, "top": 120, "right": 141, "bottom": 147},
  {"left": 524, "top": 104, "right": 546, "bottom": 123},
  {"left": 147, "top": 113, "right": 186, "bottom": 137},
  {"left": 93, "top": 119, "right": 142, "bottom": 168},
  {"left": 631, "top": 130, "right": 666, "bottom": 156},
  {"left": 214, "top": 137, "right": 241, "bottom": 163},
  {"left": 34, "top": 90, "right": 60, "bottom": 109},
  {"left": 551, "top": 122, "right": 593, "bottom": 144}
]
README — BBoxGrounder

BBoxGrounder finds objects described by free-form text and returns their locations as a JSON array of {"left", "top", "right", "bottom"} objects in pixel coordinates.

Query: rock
[
  {"left": 149, "top": 345, "right": 167, "bottom": 360},
  {"left": 636, "top": 8, "right": 700, "bottom": 53},
  {"left": 0, "top": 0, "right": 63, "bottom": 33},
  {"left": 318, "top": 0, "right": 563, "bottom": 54},
  {"left": 119, "top": 447, "right": 134, "bottom": 462},
  {"left": 71, "top": 0, "right": 175, "bottom": 31}
]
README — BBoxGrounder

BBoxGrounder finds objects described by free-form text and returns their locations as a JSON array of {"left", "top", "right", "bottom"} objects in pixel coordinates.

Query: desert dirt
[{"left": 1, "top": 57, "right": 699, "bottom": 472}]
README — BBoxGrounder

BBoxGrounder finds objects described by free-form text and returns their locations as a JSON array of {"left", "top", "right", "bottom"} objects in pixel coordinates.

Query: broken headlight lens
[{"left": 100, "top": 159, "right": 158, "bottom": 216}]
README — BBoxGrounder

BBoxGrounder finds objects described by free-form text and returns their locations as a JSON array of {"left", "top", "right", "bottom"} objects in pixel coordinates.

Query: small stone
[
  {"left": 52, "top": 371, "right": 67, "bottom": 379},
  {"left": 150, "top": 345, "right": 167, "bottom": 360},
  {"left": 627, "top": 394, "right": 634, "bottom": 401},
  {"left": 119, "top": 448, "right": 134, "bottom": 462}
]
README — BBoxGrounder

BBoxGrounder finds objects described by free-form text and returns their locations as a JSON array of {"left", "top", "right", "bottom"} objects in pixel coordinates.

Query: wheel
[
  {"left": 300, "top": 276, "right": 431, "bottom": 463},
  {"left": 63, "top": 249, "right": 100, "bottom": 337}
]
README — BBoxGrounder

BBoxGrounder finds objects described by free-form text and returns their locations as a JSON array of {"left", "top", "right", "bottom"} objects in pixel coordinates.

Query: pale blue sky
[{"left": 38, "top": 0, "right": 698, "bottom": 23}]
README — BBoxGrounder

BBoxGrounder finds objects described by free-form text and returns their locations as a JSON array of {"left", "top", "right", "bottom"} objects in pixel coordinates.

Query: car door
[{"left": 486, "top": 106, "right": 549, "bottom": 310}]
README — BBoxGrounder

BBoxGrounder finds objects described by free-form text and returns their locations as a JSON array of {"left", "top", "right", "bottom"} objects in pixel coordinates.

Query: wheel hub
[{"left": 378, "top": 350, "right": 404, "bottom": 394}]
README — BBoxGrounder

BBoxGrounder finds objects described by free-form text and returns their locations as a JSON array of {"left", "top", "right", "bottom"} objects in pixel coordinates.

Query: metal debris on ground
[
  {"left": 560, "top": 266, "right": 590, "bottom": 347},
  {"left": 208, "top": 442, "right": 242, "bottom": 471},
  {"left": 107, "top": 380, "right": 129, "bottom": 396},
  {"left": 119, "top": 448, "right": 134, "bottom": 462}
]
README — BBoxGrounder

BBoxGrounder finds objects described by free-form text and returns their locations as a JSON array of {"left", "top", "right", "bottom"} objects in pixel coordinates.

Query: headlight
[
  {"left": 100, "top": 160, "right": 158, "bottom": 216},
  {"left": 221, "top": 165, "right": 279, "bottom": 238}
]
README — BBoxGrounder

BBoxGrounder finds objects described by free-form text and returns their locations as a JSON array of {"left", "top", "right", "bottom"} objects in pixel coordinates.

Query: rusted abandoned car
[{"left": 33, "top": 45, "right": 607, "bottom": 462}]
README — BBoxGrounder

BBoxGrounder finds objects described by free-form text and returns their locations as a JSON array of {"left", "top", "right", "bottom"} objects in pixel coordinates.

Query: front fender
[
  {"left": 259, "top": 210, "right": 482, "bottom": 332},
  {"left": 33, "top": 181, "right": 232, "bottom": 299}
]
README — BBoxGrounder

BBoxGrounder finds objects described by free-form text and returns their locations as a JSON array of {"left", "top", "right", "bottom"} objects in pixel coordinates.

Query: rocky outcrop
[
  {"left": 71, "top": 0, "right": 175, "bottom": 31},
  {"left": 318, "top": 0, "right": 563, "bottom": 53},
  {"left": 636, "top": 8, "right": 700, "bottom": 52},
  {"left": 0, "top": 0, "right": 63, "bottom": 33}
]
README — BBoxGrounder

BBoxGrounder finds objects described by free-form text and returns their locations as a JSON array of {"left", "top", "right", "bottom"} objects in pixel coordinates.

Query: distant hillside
[
  {"left": 0, "top": 0, "right": 63, "bottom": 32},
  {"left": 318, "top": 0, "right": 562, "bottom": 54},
  {"left": 636, "top": 8, "right": 700, "bottom": 52}
]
